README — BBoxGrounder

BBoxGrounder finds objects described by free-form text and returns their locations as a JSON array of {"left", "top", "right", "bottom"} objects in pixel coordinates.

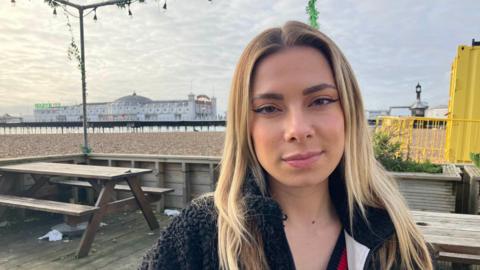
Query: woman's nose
[{"left": 283, "top": 109, "right": 314, "bottom": 143}]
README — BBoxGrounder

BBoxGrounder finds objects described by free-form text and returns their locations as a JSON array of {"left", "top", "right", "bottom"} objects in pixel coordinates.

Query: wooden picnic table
[
  {"left": 0, "top": 162, "right": 159, "bottom": 258},
  {"left": 412, "top": 210, "right": 480, "bottom": 265}
]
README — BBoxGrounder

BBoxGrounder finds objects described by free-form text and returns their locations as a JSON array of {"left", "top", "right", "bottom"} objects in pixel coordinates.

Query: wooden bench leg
[
  {"left": 86, "top": 189, "right": 95, "bottom": 205},
  {"left": 23, "top": 175, "right": 49, "bottom": 197},
  {"left": 18, "top": 174, "right": 53, "bottom": 220},
  {"left": 88, "top": 179, "right": 118, "bottom": 202},
  {"left": 126, "top": 176, "right": 159, "bottom": 230},
  {"left": 0, "top": 173, "right": 15, "bottom": 219},
  {"left": 155, "top": 194, "right": 165, "bottom": 213},
  {"left": 76, "top": 181, "right": 115, "bottom": 258},
  {"left": 87, "top": 179, "right": 102, "bottom": 194},
  {"left": 72, "top": 187, "right": 79, "bottom": 203}
]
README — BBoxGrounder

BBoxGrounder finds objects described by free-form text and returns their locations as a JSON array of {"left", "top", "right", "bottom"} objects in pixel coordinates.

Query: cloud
[{"left": 0, "top": 0, "right": 478, "bottom": 116}]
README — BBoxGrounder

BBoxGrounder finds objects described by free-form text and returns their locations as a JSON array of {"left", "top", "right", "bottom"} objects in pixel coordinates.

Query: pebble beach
[{"left": 0, "top": 132, "right": 225, "bottom": 159}]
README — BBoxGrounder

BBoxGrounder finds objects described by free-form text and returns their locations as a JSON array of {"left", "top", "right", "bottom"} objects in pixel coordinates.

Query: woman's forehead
[{"left": 252, "top": 47, "right": 335, "bottom": 95}]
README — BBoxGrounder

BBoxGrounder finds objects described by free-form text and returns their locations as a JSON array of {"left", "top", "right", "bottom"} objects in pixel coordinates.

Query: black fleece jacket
[{"left": 139, "top": 168, "right": 430, "bottom": 270}]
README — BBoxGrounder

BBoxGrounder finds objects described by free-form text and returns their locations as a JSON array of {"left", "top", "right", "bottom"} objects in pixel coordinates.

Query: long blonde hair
[{"left": 214, "top": 21, "right": 433, "bottom": 270}]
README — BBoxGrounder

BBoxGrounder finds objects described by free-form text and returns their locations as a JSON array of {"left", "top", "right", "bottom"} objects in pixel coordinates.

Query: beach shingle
[{"left": 0, "top": 132, "right": 225, "bottom": 158}]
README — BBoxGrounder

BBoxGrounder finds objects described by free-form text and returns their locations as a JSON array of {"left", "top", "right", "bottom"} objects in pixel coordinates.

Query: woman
[{"left": 140, "top": 21, "right": 434, "bottom": 270}]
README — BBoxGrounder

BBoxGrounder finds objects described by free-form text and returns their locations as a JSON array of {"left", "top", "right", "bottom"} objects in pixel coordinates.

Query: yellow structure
[
  {"left": 446, "top": 42, "right": 480, "bottom": 162},
  {"left": 375, "top": 41, "right": 480, "bottom": 164}
]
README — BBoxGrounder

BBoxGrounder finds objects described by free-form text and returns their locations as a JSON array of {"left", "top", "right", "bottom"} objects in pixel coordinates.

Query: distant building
[
  {"left": 365, "top": 110, "right": 390, "bottom": 122},
  {"left": 33, "top": 92, "right": 218, "bottom": 122},
  {"left": 0, "top": 114, "right": 23, "bottom": 123},
  {"left": 388, "top": 107, "right": 411, "bottom": 117},
  {"left": 425, "top": 105, "right": 448, "bottom": 118}
]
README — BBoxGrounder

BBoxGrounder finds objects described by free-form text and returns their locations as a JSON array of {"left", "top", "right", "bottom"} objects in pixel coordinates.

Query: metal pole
[{"left": 79, "top": 7, "right": 89, "bottom": 152}]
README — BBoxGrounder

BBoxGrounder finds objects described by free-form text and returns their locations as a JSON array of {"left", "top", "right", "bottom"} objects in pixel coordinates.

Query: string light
[{"left": 44, "top": 0, "right": 212, "bottom": 19}]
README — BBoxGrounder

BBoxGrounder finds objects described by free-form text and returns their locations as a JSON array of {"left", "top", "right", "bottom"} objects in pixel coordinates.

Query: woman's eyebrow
[
  {"left": 252, "top": 83, "right": 337, "bottom": 101},
  {"left": 251, "top": 93, "right": 283, "bottom": 101},
  {"left": 303, "top": 83, "right": 337, "bottom": 95}
]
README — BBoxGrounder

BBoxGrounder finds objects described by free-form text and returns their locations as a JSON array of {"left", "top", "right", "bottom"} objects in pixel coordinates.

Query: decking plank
[
  {"left": 74, "top": 232, "right": 156, "bottom": 270},
  {"left": 0, "top": 210, "right": 156, "bottom": 269},
  {"left": 39, "top": 213, "right": 147, "bottom": 267},
  {"left": 111, "top": 247, "right": 152, "bottom": 270}
]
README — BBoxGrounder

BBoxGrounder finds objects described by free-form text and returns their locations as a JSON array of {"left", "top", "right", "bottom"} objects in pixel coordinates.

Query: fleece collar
[{"left": 242, "top": 167, "right": 395, "bottom": 250}]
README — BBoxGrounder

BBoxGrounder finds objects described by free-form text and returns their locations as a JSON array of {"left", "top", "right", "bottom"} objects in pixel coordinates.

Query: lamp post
[
  {"left": 48, "top": 0, "right": 133, "bottom": 154},
  {"left": 46, "top": 0, "right": 211, "bottom": 153}
]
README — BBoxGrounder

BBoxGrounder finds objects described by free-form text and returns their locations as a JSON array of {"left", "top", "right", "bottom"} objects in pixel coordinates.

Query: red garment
[
  {"left": 337, "top": 248, "right": 348, "bottom": 270},
  {"left": 326, "top": 229, "right": 348, "bottom": 270}
]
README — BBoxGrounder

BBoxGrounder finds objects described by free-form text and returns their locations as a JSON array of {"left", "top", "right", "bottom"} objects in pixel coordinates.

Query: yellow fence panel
[
  {"left": 376, "top": 116, "right": 447, "bottom": 163},
  {"left": 376, "top": 116, "right": 480, "bottom": 163}
]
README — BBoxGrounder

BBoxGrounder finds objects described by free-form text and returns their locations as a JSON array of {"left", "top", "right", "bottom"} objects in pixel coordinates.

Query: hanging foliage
[
  {"left": 116, "top": 0, "right": 146, "bottom": 9},
  {"left": 44, "top": 0, "right": 59, "bottom": 7},
  {"left": 306, "top": 0, "right": 319, "bottom": 29},
  {"left": 64, "top": 14, "right": 82, "bottom": 71}
]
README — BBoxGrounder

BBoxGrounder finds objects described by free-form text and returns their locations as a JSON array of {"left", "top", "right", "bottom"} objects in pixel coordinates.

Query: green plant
[
  {"left": 80, "top": 145, "right": 92, "bottom": 155},
  {"left": 306, "top": 0, "right": 319, "bottom": 29},
  {"left": 373, "top": 131, "right": 442, "bottom": 173},
  {"left": 471, "top": 152, "right": 480, "bottom": 168},
  {"left": 373, "top": 132, "right": 402, "bottom": 161}
]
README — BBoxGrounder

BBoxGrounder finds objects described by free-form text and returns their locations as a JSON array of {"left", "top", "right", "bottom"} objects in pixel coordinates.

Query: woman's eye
[
  {"left": 253, "top": 105, "right": 280, "bottom": 114},
  {"left": 311, "top": 98, "right": 337, "bottom": 107}
]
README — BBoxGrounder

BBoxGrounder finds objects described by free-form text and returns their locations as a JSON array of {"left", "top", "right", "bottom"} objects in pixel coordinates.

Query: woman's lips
[{"left": 282, "top": 151, "right": 324, "bottom": 169}]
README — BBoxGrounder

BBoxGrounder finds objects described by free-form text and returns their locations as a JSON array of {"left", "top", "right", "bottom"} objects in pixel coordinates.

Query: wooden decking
[
  {"left": 1, "top": 209, "right": 478, "bottom": 269},
  {"left": 0, "top": 210, "right": 171, "bottom": 269}
]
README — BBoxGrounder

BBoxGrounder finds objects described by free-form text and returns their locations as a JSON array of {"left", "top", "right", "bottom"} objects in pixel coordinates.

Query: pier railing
[{"left": 0, "top": 120, "right": 226, "bottom": 135}]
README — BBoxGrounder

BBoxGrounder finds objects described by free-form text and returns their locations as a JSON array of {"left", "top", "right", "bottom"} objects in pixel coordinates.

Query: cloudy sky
[{"left": 0, "top": 0, "right": 478, "bottom": 117}]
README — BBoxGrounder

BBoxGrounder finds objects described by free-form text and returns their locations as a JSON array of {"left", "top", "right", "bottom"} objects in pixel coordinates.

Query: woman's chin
[{"left": 270, "top": 173, "right": 329, "bottom": 189}]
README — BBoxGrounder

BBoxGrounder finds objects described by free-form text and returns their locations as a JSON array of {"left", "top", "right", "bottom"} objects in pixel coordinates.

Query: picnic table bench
[
  {"left": 0, "top": 162, "right": 173, "bottom": 258},
  {"left": 412, "top": 210, "right": 480, "bottom": 267}
]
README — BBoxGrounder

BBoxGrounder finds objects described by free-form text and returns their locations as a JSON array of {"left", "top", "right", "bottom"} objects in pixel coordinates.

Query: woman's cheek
[{"left": 252, "top": 120, "right": 281, "bottom": 163}]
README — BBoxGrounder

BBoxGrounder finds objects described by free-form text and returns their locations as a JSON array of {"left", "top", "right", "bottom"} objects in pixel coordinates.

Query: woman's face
[{"left": 250, "top": 46, "right": 345, "bottom": 188}]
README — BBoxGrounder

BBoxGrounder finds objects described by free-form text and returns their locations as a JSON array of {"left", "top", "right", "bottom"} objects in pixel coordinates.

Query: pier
[{"left": 0, "top": 120, "right": 226, "bottom": 135}]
